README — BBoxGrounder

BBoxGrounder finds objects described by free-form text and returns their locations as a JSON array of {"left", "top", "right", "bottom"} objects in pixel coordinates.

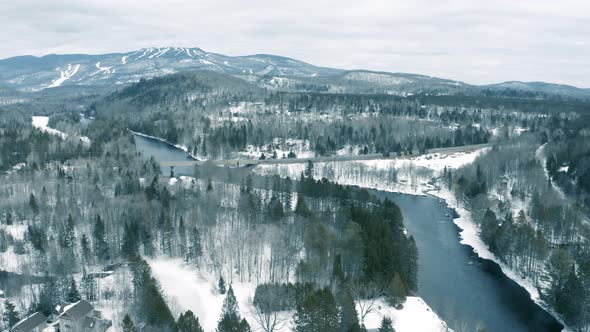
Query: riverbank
[
  {"left": 254, "top": 147, "right": 565, "bottom": 331},
  {"left": 425, "top": 186, "right": 568, "bottom": 331},
  {"left": 130, "top": 130, "right": 203, "bottom": 161}
]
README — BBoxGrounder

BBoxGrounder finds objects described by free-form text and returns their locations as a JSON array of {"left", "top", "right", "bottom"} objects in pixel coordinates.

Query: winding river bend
[{"left": 134, "top": 133, "right": 563, "bottom": 332}]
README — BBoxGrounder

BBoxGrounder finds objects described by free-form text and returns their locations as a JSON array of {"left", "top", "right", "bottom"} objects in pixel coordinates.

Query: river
[{"left": 134, "top": 133, "right": 563, "bottom": 332}]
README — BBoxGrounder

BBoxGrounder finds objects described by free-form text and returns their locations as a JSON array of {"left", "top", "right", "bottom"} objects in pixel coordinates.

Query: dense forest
[{"left": 1, "top": 68, "right": 589, "bottom": 331}]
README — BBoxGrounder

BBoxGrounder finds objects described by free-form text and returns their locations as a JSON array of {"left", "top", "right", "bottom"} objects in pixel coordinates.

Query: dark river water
[{"left": 134, "top": 133, "right": 563, "bottom": 332}]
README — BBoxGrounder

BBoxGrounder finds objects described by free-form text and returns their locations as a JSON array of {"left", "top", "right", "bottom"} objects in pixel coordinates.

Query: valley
[{"left": 0, "top": 46, "right": 589, "bottom": 332}]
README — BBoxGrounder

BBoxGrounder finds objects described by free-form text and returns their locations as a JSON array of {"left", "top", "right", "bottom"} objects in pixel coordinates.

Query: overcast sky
[{"left": 2, "top": 0, "right": 589, "bottom": 87}]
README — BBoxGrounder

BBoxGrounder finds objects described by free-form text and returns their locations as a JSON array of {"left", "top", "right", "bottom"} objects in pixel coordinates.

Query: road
[{"left": 158, "top": 143, "right": 493, "bottom": 168}]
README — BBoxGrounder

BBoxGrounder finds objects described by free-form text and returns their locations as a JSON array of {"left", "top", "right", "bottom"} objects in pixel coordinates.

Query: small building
[
  {"left": 58, "top": 300, "right": 112, "bottom": 332},
  {"left": 11, "top": 312, "right": 48, "bottom": 332}
]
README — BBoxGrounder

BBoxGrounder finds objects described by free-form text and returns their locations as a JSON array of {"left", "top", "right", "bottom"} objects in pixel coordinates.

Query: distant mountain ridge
[{"left": 0, "top": 46, "right": 589, "bottom": 100}]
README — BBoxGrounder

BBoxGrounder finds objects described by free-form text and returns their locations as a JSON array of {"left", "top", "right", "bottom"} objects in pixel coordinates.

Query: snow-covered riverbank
[{"left": 254, "top": 146, "right": 567, "bottom": 331}]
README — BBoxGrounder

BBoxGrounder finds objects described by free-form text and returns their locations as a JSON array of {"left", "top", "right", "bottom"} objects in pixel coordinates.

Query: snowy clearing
[
  {"left": 148, "top": 257, "right": 448, "bottom": 332},
  {"left": 32, "top": 116, "right": 67, "bottom": 139},
  {"left": 31, "top": 116, "right": 91, "bottom": 144}
]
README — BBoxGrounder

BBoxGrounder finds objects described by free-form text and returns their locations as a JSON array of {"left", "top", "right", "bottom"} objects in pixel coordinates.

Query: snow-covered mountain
[
  {"left": 0, "top": 46, "right": 588, "bottom": 100},
  {"left": 0, "top": 47, "right": 341, "bottom": 92}
]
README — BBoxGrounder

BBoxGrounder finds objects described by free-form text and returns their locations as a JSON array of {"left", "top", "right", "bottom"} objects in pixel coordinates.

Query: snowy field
[
  {"left": 255, "top": 148, "right": 490, "bottom": 196},
  {"left": 32, "top": 116, "right": 68, "bottom": 139},
  {"left": 148, "top": 257, "right": 448, "bottom": 332},
  {"left": 31, "top": 116, "right": 91, "bottom": 144}
]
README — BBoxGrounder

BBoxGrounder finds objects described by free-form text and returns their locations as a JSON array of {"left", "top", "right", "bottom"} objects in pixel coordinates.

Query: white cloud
[{"left": 1, "top": 0, "right": 589, "bottom": 87}]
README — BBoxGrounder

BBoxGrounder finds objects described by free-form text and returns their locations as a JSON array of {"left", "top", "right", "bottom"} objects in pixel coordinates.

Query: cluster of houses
[{"left": 10, "top": 300, "right": 112, "bottom": 332}]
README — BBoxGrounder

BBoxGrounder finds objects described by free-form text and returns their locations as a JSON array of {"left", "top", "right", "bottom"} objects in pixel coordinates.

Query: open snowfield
[
  {"left": 32, "top": 116, "right": 67, "bottom": 139},
  {"left": 31, "top": 116, "right": 91, "bottom": 144},
  {"left": 148, "top": 257, "right": 448, "bottom": 332},
  {"left": 255, "top": 147, "right": 490, "bottom": 196}
]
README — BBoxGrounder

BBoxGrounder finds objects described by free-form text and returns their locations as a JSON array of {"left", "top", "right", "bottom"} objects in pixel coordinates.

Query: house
[
  {"left": 10, "top": 312, "right": 48, "bottom": 332},
  {"left": 58, "top": 300, "right": 112, "bottom": 332}
]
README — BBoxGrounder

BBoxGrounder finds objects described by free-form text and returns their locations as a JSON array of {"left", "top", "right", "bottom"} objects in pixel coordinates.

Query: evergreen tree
[
  {"left": 218, "top": 276, "right": 227, "bottom": 294},
  {"left": 36, "top": 280, "right": 57, "bottom": 316},
  {"left": 188, "top": 227, "right": 203, "bottom": 263},
  {"left": 332, "top": 254, "right": 345, "bottom": 282},
  {"left": 217, "top": 285, "right": 250, "bottom": 332},
  {"left": 378, "top": 317, "right": 395, "bottom": 332},
  {"left": 67, "top": 278, "right": 81, "bottom": 303},
  {"left": 60, "top": 214, "right": 76, "bottom": 248},
  {"left": 294, "top": 288, "right": 339, "bottom": 332},
  {"left": 556, "top": 267, "right": 585, "bottom": 327},
  {"left": 337, "top": 284, "right": 360, "bottom": 332},
  {"left": 3, "top": 300, "right": 20, "bottom": 328},
  {"left": 81, "top": 234, "right": 91, "bottom": 260},
  {"left": 29, "top": 193, "right": 39, "bottom": 215},
  {"left": 295, "top": 194, "right": 311, "bottom": 217},
  {"left": 401, "top": 236, "right": 418, "bottom": 292},
  {"left": 5, "top": 211, "right": 13, "bottom": 225},
  {"left": 304, "top": 160, "right": 314, "bottom": 179},
  {"left": 177, "top": 310, "right": 205, "bottom": 332},
  {"left": 386, "top": 273, "right": 406, "bottom": 306},
  {"left": 122, "top": 313, "right": 138, "bottom": 332},
  {"left": 93, "top": 215, "right": 109, "bottom": 260}
]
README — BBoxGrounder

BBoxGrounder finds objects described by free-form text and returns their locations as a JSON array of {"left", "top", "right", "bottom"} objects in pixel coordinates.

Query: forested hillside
[{"left": 0, "top": 66, "right": 589, "bottom": 332}]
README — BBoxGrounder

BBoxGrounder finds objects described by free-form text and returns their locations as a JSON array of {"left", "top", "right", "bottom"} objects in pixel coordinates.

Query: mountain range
[{"left": 0, "top": 46, "right": 589, "bottom": 100}]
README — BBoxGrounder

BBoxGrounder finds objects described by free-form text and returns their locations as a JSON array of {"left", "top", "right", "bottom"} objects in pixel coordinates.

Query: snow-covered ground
[
  {"left": 148, "top": 257, "right": 448, "bottom": 332},
  {"left": 255, "top": 148, "right": 490, "bottom": 196},
  {"left": 32, "top": 116, "right": 67, "bottom": 139},
  {"left": 362, "top": 297, "right": 448, "bottom": 332},
  {"left": 48, "top": 64, "right": 80, "bottom": 88},
  {"left": 240, "top": 138, "right": 315, "bottom": 160},
  {"left": 31, "top": 116, "right": 91, "bottom": 144}
]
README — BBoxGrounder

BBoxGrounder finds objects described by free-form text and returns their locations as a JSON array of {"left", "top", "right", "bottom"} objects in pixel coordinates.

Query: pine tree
[
  {"left": 60, "top": 214, "right": 76, "bottom": 248},
  {"left": 29, "top": 193, "right": 39, "bottom": 215},
  {"left": 295, "top": 194, "right": 310, "bottom": 217},
  {"left": 67, "top": 278, "right": 81, "bottom": 303},
  {"left": 218, "top": 276, "right": 227, "bottom": 294},
  {"left": 188, "top": 227, "right": 203, "bottom": 263},
  {"left": 337, "top": 284, "right": 360, "bottom": 332},
  {"left": 93, "top": 215, "right": 109, "bottom": 260},
  {"left": 332, "top": 254, "right": 345, "bottom": 282},
  {"left": 401, "top": 236, "right": 418, "bottom": 292},
  {"left": 207, "top": 178, "right": 214, "bottom": 192},
  {"left": 378, "top": 317, "right": 395, "bottom": 332},
  {"left": 556, "top": 267, "right": 584, "bottom": 327},
  {"left": 386, "top": 273, "right": 406, "bottom": 306},
  {"left": 37, "top": 280, "right": 57, "bottom": 315},
  {"left": 217, "top": 285, "right": 250, "bottom": 332},
  {"left": 304, "top": 160, "right": 314, "bottom": 179},
  {"left": 122, "top": 313, "right": 138, "bottom": 332},
  {"left": 177, "top": 310, "right": 205, "bottom": 332},
  {"left": 294, "top": 288, "right": 339, "bottom": 332},
  {"left": 3, "top": 300, "right": 20, "bottom": 328}
]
